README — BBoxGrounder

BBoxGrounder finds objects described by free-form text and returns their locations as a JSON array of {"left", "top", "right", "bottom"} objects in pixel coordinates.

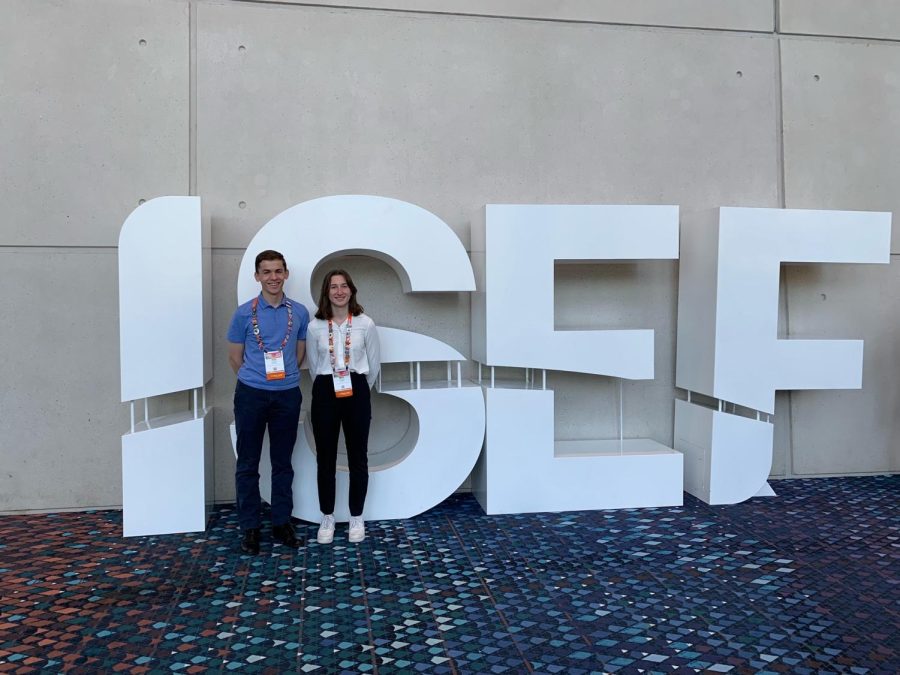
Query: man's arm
[
  {"left": 228, "top": 343, "right": 244, "bottom": 375},
  {"left": 296, "top": 339, "right": 306, "bottom": 371}
]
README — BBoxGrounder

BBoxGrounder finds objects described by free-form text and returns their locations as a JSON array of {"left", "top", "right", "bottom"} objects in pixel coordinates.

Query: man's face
[{"left": 255, "top": 259, "right": 289, "bottom": 297}]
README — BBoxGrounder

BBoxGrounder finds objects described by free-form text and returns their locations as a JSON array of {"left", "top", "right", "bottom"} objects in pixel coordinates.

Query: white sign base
[
  {"left": 122, "top": 410, "right": 213, "bottom": 537},
  {"left": 472, "top": 387, "right": 683, "bottom": 514}
]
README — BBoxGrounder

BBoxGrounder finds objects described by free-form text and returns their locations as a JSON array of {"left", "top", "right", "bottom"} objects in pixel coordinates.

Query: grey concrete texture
[
  {"left": 0, "top": 0, "right": 190, "bottom": 247},
  {"left": 197, "top": 2, "right": 780, "bottom": 250},
  {"left": 209, "top": 251, "right": 243, "bottom": 505},
  {"left": 0, "top": 250, "right": 127, "bottom": 511},
  {"left": 772, "top": 392, "right": 792, "bottom": 477},
  {"left": 269, "top": 0, "right": 774, "bottom": 32},
  {"left": 780, "top": 0, "right": 900, "bottom": 41},
  {"left": 781, "top": 38, "right": 900, "bottom": 253}
]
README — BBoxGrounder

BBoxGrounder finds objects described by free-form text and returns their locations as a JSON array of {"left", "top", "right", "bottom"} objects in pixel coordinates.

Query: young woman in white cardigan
[{"left": 306, "top": 269, "right": 380, "bottom": 543}]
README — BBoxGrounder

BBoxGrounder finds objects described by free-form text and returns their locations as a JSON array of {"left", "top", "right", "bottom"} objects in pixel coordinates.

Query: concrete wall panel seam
[
  {"left": 779, "top": 32, "right": 900, "bottom": 45},
  {"left": 227, "top": 0, "right": 775, "bottom": 34}
]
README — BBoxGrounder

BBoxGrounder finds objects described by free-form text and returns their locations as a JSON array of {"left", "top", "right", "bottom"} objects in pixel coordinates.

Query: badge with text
[
  {"left": 264, "top": 350, "right": 286, "bottom": 380},
  {"left": 332, "top": 369, "right": 353, "bottom": 397}
]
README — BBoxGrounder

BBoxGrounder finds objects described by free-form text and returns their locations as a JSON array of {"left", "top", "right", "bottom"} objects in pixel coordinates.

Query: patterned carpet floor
[{"left": 0, "top": 476, "right": 898, "bottom": 674}]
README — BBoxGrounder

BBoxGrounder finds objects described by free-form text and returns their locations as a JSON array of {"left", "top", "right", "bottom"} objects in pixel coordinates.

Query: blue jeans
[{"left": 234, "top": 380, "right": 302, "bottom": 531}]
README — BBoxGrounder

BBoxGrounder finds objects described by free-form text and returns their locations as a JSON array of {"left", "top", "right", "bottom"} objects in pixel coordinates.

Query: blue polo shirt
[{"left": 227, "top": 293, "right": 310, "bottom": 390}]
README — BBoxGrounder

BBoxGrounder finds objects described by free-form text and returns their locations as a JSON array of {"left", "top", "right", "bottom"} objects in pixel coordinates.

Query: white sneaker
[
  {"left": 317, "top": 514, "right": 335, "bottom": 544},
  {"left": 348, "top": 516, "right": 365, "bottom": 543}
]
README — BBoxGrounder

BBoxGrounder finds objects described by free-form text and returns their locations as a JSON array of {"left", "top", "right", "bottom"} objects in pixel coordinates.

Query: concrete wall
[{"left": 2, "top": 0, "right": 897, "bottom": 512}]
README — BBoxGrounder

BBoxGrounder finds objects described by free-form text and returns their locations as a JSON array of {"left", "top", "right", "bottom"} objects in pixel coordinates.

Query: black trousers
[{"left": 311, "top": 373, "right": 371, "bottom": 517}]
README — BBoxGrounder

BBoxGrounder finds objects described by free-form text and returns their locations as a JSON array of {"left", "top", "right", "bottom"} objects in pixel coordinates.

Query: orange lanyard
[
  {"left": 327, "top": 315, "right": 352, "bottom": 372},
  {"left": 251, "top": 297, "right": 293, "bottom": 352}
]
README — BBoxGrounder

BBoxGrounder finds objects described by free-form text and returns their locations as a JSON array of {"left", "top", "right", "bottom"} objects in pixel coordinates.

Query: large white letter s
[{"left": 233, "top": 195, "right": 485, "bottom": 521}]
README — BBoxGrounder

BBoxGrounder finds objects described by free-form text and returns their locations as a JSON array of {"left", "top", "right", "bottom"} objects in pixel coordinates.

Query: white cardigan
[{"left": 305, "top": 313, "right": 381, "bottom": 388}]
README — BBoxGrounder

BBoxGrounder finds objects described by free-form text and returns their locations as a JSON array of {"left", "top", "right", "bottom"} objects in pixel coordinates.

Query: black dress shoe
[
  {"left": 240, "top": 528, "right": 260, "bottom": 555},
  {"left": 272, "top": 522, "right": 300, "bottom": 548}
]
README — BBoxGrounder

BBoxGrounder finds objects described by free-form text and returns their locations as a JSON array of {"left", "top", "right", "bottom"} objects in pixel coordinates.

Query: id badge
[
  {"left": 264, "top": 350, "right": 286, "bottom": 380},
  {"left": 332, "top": 369, "right": 354, "bottom": 398}
]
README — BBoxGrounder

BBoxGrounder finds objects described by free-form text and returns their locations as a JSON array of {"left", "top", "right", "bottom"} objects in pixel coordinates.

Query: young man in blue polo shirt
[{"left": 227, "top": 250, "right": 310, "bottom": 554}]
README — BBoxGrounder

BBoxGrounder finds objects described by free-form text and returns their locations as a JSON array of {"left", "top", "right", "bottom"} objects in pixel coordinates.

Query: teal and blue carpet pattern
[{"left": 0, "top": 475, "right": 898, "bottom": 673}]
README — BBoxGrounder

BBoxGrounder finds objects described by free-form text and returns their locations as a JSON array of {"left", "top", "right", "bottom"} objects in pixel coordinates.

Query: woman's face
[{"left": 328, "top": 275, "right": 351, "bottom": 311}]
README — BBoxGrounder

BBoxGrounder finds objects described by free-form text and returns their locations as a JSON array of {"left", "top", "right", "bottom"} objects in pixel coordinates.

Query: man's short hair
[{"left": 255, "top": 250, "right": 287, "bottom": 272}]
